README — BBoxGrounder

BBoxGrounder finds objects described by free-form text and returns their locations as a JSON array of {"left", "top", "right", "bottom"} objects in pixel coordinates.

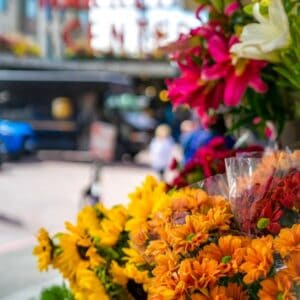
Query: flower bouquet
[
  {"left": 165, "top": 0, "right": 300, "bottom": 138},
  {"left": 226, "top": 150, "right": 300, "bottom": 235},
  {"left": 34, "top": 152, "right": 300, "bottom": 299},
  {"left": 34, "top": 204, "right": 134, "bottom": 300}
]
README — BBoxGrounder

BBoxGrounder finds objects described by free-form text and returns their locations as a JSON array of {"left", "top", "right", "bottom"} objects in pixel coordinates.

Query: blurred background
[{"left": 0, "top": 1, "right": 199, "bottom": 299}]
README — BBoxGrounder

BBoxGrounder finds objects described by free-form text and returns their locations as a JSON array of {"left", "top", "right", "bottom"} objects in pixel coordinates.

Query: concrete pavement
[{"left": 0, "top": 160, "right": 154, "bottom": 299}]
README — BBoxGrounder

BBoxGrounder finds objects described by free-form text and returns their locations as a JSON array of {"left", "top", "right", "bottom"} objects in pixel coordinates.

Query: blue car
[{"left": 0, "top": 120, "right": 36, "bottom": 158}]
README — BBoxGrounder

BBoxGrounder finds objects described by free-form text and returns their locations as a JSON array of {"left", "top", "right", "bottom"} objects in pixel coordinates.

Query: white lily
[{"left": 230, "top": 0, "right": 291, "bottom": 62}]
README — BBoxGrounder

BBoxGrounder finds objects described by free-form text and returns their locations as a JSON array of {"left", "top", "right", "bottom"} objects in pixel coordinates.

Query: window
[
  {"left": 22, "top": 0, "right": 38, "bottom": 34},
  {"left": 25, "top": 0, "right": 37, "bottom": 19},
  {"left": 0, "top": 0, "right": 7, "bottom": 13}
]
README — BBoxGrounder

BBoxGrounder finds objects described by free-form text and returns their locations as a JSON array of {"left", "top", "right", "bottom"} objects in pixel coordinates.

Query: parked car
[{"left": 0, "top": 120, "right": 36, "bottom": 158}]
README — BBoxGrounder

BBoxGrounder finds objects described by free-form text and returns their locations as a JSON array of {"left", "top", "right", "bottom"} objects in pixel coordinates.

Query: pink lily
[
  {"left": 202, "top": 33, "right": 268, "bottom": 106},
  {"left": 224, "top": 1, "right": 240, "bottom": 16}
]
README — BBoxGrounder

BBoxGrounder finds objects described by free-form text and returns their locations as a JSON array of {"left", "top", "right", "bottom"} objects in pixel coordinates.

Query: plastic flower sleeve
[
  {"left": 191, "top": 173, "right": 229, "bottom": 198},
  {"left": 225, "top": 150, "right": 300, "bottom": 235}
]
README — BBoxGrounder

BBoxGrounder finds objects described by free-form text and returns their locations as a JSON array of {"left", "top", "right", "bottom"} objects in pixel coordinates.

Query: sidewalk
[{"left": 0, "top": 160, "right": 154, "bottom": 299}]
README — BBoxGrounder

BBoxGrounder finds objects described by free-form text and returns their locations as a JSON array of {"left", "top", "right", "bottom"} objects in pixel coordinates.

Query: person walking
[{"left": 149, "top": 124, "right": 174, "bottom": 180}]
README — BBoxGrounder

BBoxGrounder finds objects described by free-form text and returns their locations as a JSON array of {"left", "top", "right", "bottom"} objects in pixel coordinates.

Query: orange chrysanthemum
[
  {"left": 190, "top": 294, "right": 208, "bottom": 300},
  {"left": 170, "top": 188, "right": 208, "bottom": 213},
  {"left": 145, "top": 239, "right": 170, "bottom": 261},
  {"left": 274, "top": 224, "right": 300, "bottom": 258},
  {"left": 285, "top": 252, "right": 300, "bottom": 285},
  {"left": 258, "top": 271, "right": 296, "bottom": 300},
  {"left": 199, "top": 235, "right": 249, "bottom": 276},
  {"left": 240, "top": 235, "right": 274, "bottom": 284},
  {"left": 192, "top": 258, "right": 222, "bottom": 288},
  {"left": 178, "top": 259, "right": 198, "bottom": 292},
  {"left": 168, "top": 214, "right": 209, "bottom": 254},
  {"left": 210, "top": 283, "right": 249, "bottom": 300},
  {"left": 152, "top": 250, "right": 179, "bottom": 288},
  {"left": 206, "top": 206, "right": 233, "bottom": 232}
]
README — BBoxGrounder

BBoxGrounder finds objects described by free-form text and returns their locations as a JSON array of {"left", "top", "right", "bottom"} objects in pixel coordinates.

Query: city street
[{"left": 0, "top": 159, "right": 154, "bottom": 300}]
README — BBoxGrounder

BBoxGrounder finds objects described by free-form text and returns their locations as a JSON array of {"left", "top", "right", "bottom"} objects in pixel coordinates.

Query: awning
[{"left": 0, "top": 70, "right": 130, "bottom": 85}]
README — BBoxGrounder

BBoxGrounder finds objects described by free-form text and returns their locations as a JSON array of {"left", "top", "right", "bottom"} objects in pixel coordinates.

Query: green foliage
[
  {"left": 39, "top": 284, "right": 74, "bottom": 300},
  {"left": 294, "top": 284, "right": 300, "bottom": 299},
  {"left": 246, "top": 281, "right": 261, "bottom": 300},
  {"left": 280, "top": 209, "right": 300, "bottom": 228},
  {"left": 274, "top": 2, "right": 300, "bottom": 91},
  {"left": 96, "top": 265, "right": 129, "bottom": 299},
  {"left": 94, "top": 231, "right": 129, "bottom": 265}
]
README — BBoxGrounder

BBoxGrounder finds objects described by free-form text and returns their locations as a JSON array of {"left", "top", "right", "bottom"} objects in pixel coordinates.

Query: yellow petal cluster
[{"left": 33, "top": 228, "right": 52, "bottom": 271}]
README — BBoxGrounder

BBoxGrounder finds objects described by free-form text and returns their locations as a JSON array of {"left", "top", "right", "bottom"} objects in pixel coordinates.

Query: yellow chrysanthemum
[
  {"left": 126, "top": 176, "right": 167, "bottom": 233},
  {"left": 77, "top": 205, "right": 104, "bottom": 234},
  {"left": 240, "top": 235, "right": 274, "bottom": 284},
  {"left": 274, "top": 224, "right": 300, "bottom": 258},
  {"left": 258, "top": 271, "right": 296, "bottom": 300},
  {"left": 110, "top": 260, "right": 128, "bottom": 286},
  {"left": 124, "top": 263, "right": 150, "bottom": 288},
  {"left": 53, "top": 222, "right": 91, "bottom": 281},
  {"left": 106, "top": 205, "right": 127, "bottom": 228},
  {"left": 95, "top": 218, "right": 123, "bottom": 247},
  {"left": 78, "top": 204, "right": 126, "bottom": 247},
  {"left": 73, "top": 268, "right": 109, "bottom": 300},
  {"left": 85, "top": 246, "right": 105, "bottom": 268},
  {"left": 33, "top": 228, "right": 53, "bottom": 271},
  {"left": 123, "top": 245, "right": 147, "bottom": 265}
]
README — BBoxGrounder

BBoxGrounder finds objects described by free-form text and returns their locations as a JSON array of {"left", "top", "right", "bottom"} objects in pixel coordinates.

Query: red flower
[
  {"left": 258, "top": 201, "right": 284, "bottom": 235},
  {"left": 169, "top": 158, "right": 179, "bottom": 171}
]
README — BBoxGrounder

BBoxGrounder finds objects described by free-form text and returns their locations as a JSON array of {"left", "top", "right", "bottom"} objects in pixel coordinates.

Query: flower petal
[
  {"left": 224, "top": 1, "right": 239, "bottom": 16},
  {"left": 249, "top": 76, "right": 268, "bottom": 93},
  {"left": 202, "top": 63, "right": 229, "bottom": 80},
  {"left": 207, "top": 35, "right": 230, "bottom": 63},
  {"left": 224, "top": 73, "right": 248, "bottom": 106}
]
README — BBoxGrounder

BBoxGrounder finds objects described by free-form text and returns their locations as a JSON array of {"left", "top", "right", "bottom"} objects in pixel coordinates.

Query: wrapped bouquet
[
  {"left": 227, "top": 150, "right": 300, "bottom": 235},
  {"left": 34, "top": 151, "right": 300, "bottom": 299}
]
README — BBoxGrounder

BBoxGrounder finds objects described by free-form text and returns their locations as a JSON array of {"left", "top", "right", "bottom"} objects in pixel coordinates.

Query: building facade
[{"left": 0, "top": 0, "right": 89, "bottom": 58}]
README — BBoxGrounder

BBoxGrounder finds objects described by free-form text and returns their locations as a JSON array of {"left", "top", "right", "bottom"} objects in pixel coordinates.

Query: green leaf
[
  {"left": 243, "top": 4, "right": 254, "bottom": 15},
  {"left": 97, "top": 246, "right": 120, "bottom": 261},
  {"left": 247, "top": 281, "right": 261, "bottom": 300},
  {"left": 39, "top": 284, "right": 74, "bottom": 300},
  {"left": 210, "top": 0, "right": 223, "bottom": 13},
  {"left": 227, "top": 116, "right": 254, "bottom": 133}
]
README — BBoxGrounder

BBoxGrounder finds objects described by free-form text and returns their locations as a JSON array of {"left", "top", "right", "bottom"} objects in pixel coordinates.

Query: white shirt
[{"left": 149, "top": 136, "right": 174, "bottom": 171}]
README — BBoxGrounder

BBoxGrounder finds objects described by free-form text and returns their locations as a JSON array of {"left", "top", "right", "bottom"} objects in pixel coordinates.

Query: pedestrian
[
  {"left": 149, "top": 124, "right": 174, "bottom": 180},
  {"left": 182, "top": 116, "right": 235, "bottom": 163}
]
